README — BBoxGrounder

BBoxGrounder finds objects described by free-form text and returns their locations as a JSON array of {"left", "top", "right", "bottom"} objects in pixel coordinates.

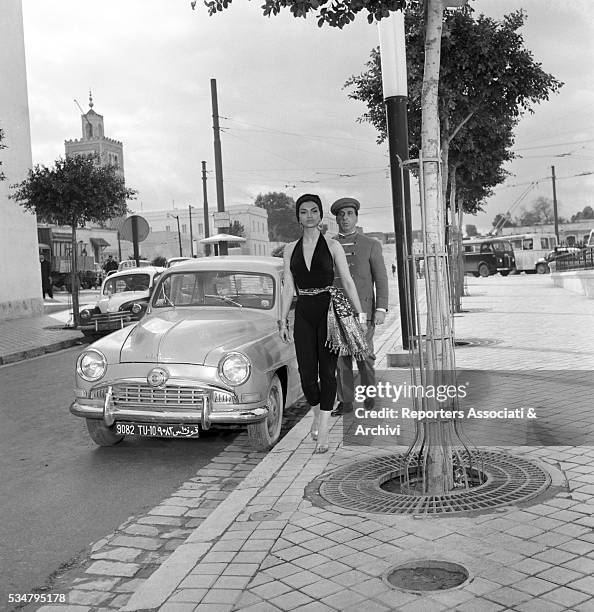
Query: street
[{"left": 0, "top": 346, "right": 236, "bottom": 600}]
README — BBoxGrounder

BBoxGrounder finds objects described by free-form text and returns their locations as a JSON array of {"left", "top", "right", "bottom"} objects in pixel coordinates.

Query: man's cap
[{"left": 331, "top": 197, "right": 360, "bottom": 215}]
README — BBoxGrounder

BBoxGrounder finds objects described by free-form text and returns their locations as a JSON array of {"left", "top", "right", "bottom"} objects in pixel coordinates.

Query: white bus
[{"left": 505, "top": 233, "right": 558, "bottom": 274}]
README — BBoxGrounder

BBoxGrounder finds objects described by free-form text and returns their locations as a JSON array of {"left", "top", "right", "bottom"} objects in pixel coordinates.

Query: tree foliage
[
  {"left": 571, "top": 205, "right": 594, "bottom": 222},
  {"left": 492, "top": 212, "right": 516, "bottom": 230},
  {"left": 227, "top": 219, "right": 246, "bottom": 237},
  {"left": 204, "top": 0, "right": 406, "bottom": 29},
  {"left": 11, "top": 154, "right": 135, "bottom": 326},
  {"left": 254, "top": 191, "right": 301, "bottom": 242},
  {"left": 516, "top": 196, "right": 566, "bottom": 226},
  {"left": 344, "top": 6, "right": 563, "bottom": 214},
  {"left": 10, "top": 154, "right": 135, "bottom": 225}
]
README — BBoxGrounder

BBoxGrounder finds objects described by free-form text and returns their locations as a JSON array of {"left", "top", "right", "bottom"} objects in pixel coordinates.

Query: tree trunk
[
  {"left": 70, "top": 225, "right": 80, "bottom": 327},
  {"left": 419, "top": 0, "right": 455, "bottom": 494},
  {"left": 458, "top": 205, "right": 466, "bottom": 297},
  {"left": 448, "top": 166, "right": 462, "bottom": 313}
]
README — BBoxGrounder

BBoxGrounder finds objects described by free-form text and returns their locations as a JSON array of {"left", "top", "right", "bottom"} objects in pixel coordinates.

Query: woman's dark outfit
[{"left": 290, "top": 233, "right": 338, "bottom": 412}]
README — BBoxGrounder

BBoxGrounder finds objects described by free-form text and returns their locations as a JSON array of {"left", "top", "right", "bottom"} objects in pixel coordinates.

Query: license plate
[{"left": 115, "top": 422, "right": 200, "bottom": 438}]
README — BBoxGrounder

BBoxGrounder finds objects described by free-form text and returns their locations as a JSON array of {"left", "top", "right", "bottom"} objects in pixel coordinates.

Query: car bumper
[
  {"left": 79, "top": 313, "right": 135, "bottom": 332},
  {"left": 70, "top": 398, "right": 268, "bottom": 429}
]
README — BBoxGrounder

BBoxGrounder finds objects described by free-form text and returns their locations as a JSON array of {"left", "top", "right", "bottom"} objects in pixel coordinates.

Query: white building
[{"left": 0, "top": 0, "right": 42, "bottom": 321}]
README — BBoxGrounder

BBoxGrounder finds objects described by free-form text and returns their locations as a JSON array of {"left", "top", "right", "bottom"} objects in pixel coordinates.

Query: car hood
[
  {"left": 119, "top": 308, "right": 275, "bottom": 365},
  {"left": 97, "top": 291, "right": 149, "bottom": 313}
]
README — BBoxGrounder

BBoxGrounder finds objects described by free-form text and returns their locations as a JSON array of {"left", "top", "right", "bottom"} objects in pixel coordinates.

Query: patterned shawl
[{"left": 325, "top": 286, "right": 370, "bottom": 361}]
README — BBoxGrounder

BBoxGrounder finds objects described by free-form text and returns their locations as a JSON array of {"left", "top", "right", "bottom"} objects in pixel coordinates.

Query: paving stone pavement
[
  {"left": 24, "top": 274, "right": 594, "bottom": 611},
  {"left": 0, "top": 291, "right": 101, "bottom": 364}
]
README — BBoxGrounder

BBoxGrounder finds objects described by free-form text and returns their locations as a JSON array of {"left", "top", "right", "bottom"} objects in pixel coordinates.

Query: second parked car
[{"left": 78, "top": 266, "right": 164, "bottom": 337}]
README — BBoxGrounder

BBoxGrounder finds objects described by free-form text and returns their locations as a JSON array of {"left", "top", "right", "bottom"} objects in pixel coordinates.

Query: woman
[{"left": 280, "top": 194, "right": 366, "bottom": 453}]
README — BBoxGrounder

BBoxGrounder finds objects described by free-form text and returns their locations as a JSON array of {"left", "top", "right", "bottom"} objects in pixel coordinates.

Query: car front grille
[
  {"left": 111, "top": 384, "right": 206, "bottom": 409},
  {"left": 83, "top": 313, "right": 134, "bottom": 330}
]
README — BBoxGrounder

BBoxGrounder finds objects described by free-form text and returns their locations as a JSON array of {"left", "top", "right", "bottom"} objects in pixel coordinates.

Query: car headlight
[
  {"left": 119, "top": 300, "right": 145, "bottom": 314},
  {"left": 77, "top": 349, "right": 107, "bottom": 382},
  {"left": 219, "top": 352, "right": 251, "bottom": 386}
]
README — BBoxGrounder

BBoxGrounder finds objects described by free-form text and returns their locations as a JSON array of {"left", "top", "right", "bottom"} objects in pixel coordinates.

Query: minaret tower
[{"left": 65, "top": 92, "right": 124, "bottom": 177}]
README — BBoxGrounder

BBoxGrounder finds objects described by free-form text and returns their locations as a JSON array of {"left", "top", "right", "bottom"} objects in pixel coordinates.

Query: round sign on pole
[{"left": 119, "top": 215, "right": 150, "bottom": 242}]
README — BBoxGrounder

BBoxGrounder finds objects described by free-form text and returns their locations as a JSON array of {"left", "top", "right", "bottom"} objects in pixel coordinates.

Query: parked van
[
  {"left": 463, "top": 238, "right": 516, "bottom": 277},
  {"left": 504, "top": 233, "right": 558, "bottom": 274}
]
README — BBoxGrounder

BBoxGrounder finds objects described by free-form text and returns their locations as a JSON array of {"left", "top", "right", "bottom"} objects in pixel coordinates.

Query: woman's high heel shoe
[{"left": 313, "top": 441, "right": 328, "bottom": 454}]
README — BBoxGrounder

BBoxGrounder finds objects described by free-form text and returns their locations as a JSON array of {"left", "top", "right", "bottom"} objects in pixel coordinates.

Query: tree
[
  {"left": 271, "top": 244, "right": 285, "bottom": 258},
  {"left": 492, "top": 213, "right": 516, "bottom": 231},
  {"left": 571, "top": 205, "right": 594, "bottom": 222},
  {"left": 254, "top": 191, "right": 301, "bottom": 242},
  {"left": 228, "top": 220, "right": 245, "bottom": 237},
  {"left": 11, "top": 154, "right": 135, "bottom": 325},
  {"left": 516, "top": 196, "right": 563, "bottom": 226},
  {"left": 152, "top": 255, "right": 167, "bottom": 267},
  {"left": 345, "top": 5, "right": 561, "bottom": 321},
  {"left": 465, "top": 224, "right": 478, "bottom": 237}
]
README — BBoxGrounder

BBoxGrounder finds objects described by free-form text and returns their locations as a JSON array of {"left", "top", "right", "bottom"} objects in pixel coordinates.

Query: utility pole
[
  {"left": 202, "top": 161, "right": 210, "bottom": 257},
  {"left": 378, "top": 11, "right": 416, "bottom": 351},
  {"left": 188, "top": 205, "right": 194, "bottom": 257},
  {"left": 551, "top": 165, "right": 559, "bottom": 244},
  {"left": 168, "top": 213, "right": 183, "bottom": 256},
  {"left": 211, "top": 78, "right": 228, "bottom": 255}
]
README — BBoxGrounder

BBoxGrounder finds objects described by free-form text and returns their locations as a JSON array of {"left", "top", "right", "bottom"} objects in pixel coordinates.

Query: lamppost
[
  {"left": 167, "top": 213, "right": 183, "bottom": 257},
  {"left": 378, "top": 10, "right": 416, "bottom": 350}
]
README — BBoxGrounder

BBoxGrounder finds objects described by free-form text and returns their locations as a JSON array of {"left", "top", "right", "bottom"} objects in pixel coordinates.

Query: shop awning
[{"left": 90, "top": 237, "right": 110, "bottom": 248}]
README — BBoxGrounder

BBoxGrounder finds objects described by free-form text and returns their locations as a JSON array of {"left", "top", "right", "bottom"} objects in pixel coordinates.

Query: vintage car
[
  {"left": 71, "top": 256, "right": 301, "bottom": 451},
  {"left": 78, "top": 266, "right": 164, "bottom": 337},
  {"left": 166, "top": 256, "right": 191, "bottom": 268},
  {"left": 117, "top": 259, "right": 153, "bottom": 272}
]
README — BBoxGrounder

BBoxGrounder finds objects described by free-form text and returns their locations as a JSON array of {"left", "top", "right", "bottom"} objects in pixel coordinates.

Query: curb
[
  {"left": 122, "top": 416, "right": 314, "bottom": 611},
  {"left": 0, "top": 337, "right": 87, "bottom": 366}
]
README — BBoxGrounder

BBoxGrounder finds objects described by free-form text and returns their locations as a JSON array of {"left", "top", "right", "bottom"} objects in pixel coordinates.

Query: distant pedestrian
[
  {"left": 391, "top": 263, "right": 396, "bottom": 278},
  {"left": 103, "top": 254, "right": 118, "bottom": 273},
  {"left": 40, "top": 254, "right": 53, "bottom": 299}
]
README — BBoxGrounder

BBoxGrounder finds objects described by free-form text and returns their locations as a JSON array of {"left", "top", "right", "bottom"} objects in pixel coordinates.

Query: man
[
  {"left": 330, "top": 197, "right": 389, "bottom": 415},
  {"left": 39, "top": 254, "right": 53, "bottom": 299},
  {"left": 103, "top": 254, "right": 118, "bottom": 274}
]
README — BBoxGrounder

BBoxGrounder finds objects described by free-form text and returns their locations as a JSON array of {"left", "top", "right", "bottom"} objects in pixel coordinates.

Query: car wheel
[
  {"left": 86, "top": 418, "right": 124, "bottom": 446},
  {"left": 500, "top": 271, "right": 510, "bottom": 277},
  {"left": 478, "top": 263, "right": 490, "bottom": 278},
  {"left": 536, "top": 262, "right": 549, "bottom": 274},
  {"left": 247, "top": 374, "right": 284, "bottom": 451}
]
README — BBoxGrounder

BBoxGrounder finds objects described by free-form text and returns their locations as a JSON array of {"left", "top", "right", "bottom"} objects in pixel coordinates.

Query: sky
[{"left": 19, "top": 0, "right": 594, "bottom": 234}]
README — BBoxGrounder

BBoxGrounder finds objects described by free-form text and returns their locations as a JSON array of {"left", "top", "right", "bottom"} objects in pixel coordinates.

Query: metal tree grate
[{"left": 307, "top": 451, "right": 551, "bottom": 515}]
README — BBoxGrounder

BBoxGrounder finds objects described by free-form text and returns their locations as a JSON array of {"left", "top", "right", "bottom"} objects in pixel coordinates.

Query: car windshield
[
  {"left": 492, "top": 241, "right": 512, "bottom": 252},
  {"left": 152, "top": 271, "right": 275, "bottom": 310},
  {"left": 103, "top": 273, "right": 150, "bottom": 295}
]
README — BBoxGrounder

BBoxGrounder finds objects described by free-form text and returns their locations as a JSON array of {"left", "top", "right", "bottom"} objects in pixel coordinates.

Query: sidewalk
[
  {"left": 29, "top": 274, "right": 594, "bottom": 612},
  {"left": 0, "top": 291, "right": 99, "bottom": 365}
]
